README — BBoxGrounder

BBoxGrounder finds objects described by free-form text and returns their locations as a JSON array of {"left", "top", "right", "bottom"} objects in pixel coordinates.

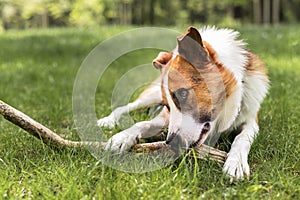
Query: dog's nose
[
  {"left": 166, "top": 132, "right": 175, "bottom": 144},
  {"left": 166, "top": 133, "right": 188, "bottom": 154}
]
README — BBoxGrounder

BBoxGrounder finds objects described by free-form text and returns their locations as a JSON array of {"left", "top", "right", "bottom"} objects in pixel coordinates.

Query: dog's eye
[
  {"left": 172, "top": 88, "right": 189, "bottom": 109},
  {"left": 176, "top": 88, "right": 189, "bottom": 100}
]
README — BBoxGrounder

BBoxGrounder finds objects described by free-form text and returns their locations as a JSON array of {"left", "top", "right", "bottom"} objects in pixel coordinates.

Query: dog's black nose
[
  {"left": 166, "top": 132, "right": 175, "bottom": 145},
  {"left": 166, "top": 133, "right": 188, "bottom": 154}
]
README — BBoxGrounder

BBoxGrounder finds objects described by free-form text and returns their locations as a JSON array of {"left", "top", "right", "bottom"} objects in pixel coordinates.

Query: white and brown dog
[{"left": 98, "top": 26, "right": 269, "bottom": 179}]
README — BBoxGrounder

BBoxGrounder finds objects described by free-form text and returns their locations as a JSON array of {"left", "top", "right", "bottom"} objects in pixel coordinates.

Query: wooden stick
[
  {"left": 0, "top": 100, "right": 89, "bottom": 147},
  {"left": 133, "top": 141, "right": 227, "bottom": 163},
  {"left": 0, "top": 100, "right": 227, "bottom": 163}
]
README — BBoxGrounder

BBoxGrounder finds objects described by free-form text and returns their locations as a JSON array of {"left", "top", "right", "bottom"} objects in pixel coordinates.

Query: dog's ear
[
  {"left": 177, "top": 26, "right": 210, "bottom": 69},
  {"left": 152, "top": 51, "right": 173, "bottom": 69}
]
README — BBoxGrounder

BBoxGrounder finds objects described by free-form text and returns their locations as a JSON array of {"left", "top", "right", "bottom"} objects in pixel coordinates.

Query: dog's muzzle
[
  {"left": 166, "top": 132, "right": 187, "bottom": 154},
  {"left": 166, "top": 122, "right": 211, "bottom": 153}
]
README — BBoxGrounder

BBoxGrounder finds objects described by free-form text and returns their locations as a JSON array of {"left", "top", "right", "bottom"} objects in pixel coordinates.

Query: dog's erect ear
[
  {"left": 179, "top": 26, "right": 204, "bottom": 47},
  {"left": 177, "top": 26, "right": 210, "bottom": 69},
  {"left": 152, "top": 51, "right": 173, "bottom": 69}
]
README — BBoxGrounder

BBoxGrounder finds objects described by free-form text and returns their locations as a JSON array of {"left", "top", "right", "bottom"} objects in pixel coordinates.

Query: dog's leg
[
  {"left": 222, "top": 118, "right": 259, "bottom": 179},
  {"left": 97, "top": 77, "right": 162, "bottom": 129},
  {"left": 105, "top": 107, "right": 169, "bottom": 152}
]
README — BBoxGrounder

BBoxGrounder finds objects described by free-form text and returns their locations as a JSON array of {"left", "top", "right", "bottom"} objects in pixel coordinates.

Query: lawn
[{"left": 0, "top": 25, "right": 299, "bottom": 199}]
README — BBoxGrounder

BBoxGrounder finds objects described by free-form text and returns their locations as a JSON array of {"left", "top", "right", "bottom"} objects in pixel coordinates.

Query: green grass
[{"left": 0, "top": 25, "right": 300, "bottom": 199}]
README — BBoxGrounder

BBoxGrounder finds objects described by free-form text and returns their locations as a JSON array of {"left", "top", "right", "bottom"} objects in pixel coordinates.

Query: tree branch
[{"left": 0, "top": 100, "right": 227, "bottom": 163}]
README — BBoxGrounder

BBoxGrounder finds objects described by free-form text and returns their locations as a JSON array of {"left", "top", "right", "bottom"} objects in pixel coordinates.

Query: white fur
[
  {"left": 223, "top": 119, "right": 258, "bottom": 179},
  {"left": 200, "top": 26, "right": 248, "bottom": 83},
  {"left": 172, "top": 27, "right": 248, "bottom": 83},
  {"left": 199, "top": 27, "right": 269, "bottom": 179},
  {"left": 105, "top": 107, "right": 169, "bottom": 152},
  {"left": 200, "top": 27, "right": 247, "bottom": 132}
]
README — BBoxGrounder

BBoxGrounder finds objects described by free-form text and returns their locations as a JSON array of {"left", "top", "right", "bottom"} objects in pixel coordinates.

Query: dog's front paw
[
  {"left": 105, "top": 131, "right": 139, "bottom": 153},
  {"left": 97, "top": 115, "right": 116, "bottom": 129},
  {"left": 222, "top": 152, "right": 250, "bottom": 180}
]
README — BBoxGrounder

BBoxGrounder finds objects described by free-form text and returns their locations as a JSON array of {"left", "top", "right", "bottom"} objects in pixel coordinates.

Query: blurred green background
[{"left": 1, "top": 0, "right": 299, "bottom": 30}]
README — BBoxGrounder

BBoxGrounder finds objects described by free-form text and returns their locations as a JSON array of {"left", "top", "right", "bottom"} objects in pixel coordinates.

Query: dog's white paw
[
  {"left": 223, "top": 152, "right": 250, "bottom": 180},
  {"left": 105, "top": 131, "right": 139, "bottom": 153},
  {"left": 97, "top": 115, "right": 116, "bottom": 129}
]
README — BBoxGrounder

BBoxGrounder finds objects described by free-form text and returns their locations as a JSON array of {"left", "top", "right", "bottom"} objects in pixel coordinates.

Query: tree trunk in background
[
  {"left": 120, "top": 1, "right": 129, "bottom": 25},
  {"left": 140, "top": 0, "right": 146, "bottom": 24},
  {"left": 132, "top": 0, "right": 143, "bottom": 25},
  {"left": 41, "top": 9, "right": 49, "bottom": 28},
  {"left": 272, "top": 0, "right": 280, "bottom": 23},
  {"left": 203, "top": 0, "right": 208, "bottom": 23},
  {"left": 263, "top": 0, "right": 271, "bottom": 24},
  {"left": 149, "top": 0, "right": 156, "bottom": 25},
  {"left": 253, "top": 0, "right": 261, "bottom": 24}
]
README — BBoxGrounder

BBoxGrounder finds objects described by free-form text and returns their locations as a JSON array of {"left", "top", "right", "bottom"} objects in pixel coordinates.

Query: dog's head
[{"left": 153, "top": 27, "right": 228, "bottom": 152}]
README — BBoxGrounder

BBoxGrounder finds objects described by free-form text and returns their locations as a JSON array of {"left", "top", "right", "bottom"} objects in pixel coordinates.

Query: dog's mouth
[
  {"left": 189, "top": 122, "right": 210, "bottom": 148},
  {"left": 166, "top": 122, "right": 211, "bottom": 152}
]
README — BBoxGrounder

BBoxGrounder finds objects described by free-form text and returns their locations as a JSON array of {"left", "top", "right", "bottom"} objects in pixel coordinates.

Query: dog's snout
[
  {"left": 166, "top": 133, "right": 188, "bottom": 153},
  {"left": 166, "top": 132, "right": 175, "bottom": 144}
]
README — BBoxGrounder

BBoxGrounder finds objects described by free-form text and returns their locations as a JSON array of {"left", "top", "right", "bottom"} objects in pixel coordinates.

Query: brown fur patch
[
  {"left": 153, "top": 52, "right": 173, "bottom": 69},
  {"left": 245, "top": 52, "right": 268, "bottom": 76},
  {"left": 203, "top": 41, "right": 238, "bottom": 97},
  {"left": 166, "top": 55, "right": 215, "bottom": 120}
]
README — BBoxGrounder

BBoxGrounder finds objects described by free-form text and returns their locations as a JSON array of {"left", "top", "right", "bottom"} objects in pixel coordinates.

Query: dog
[{"left": 97, "top": 26, "right": 269, "bottom": 179}]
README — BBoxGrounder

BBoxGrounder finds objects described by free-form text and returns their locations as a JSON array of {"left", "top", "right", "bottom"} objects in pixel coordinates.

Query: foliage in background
[
  {"left": 0, "top": 0, "right": 300, "bottom": 30},
  {"left": 69, "top": 0, "right": 104, "bottom": 27}
]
